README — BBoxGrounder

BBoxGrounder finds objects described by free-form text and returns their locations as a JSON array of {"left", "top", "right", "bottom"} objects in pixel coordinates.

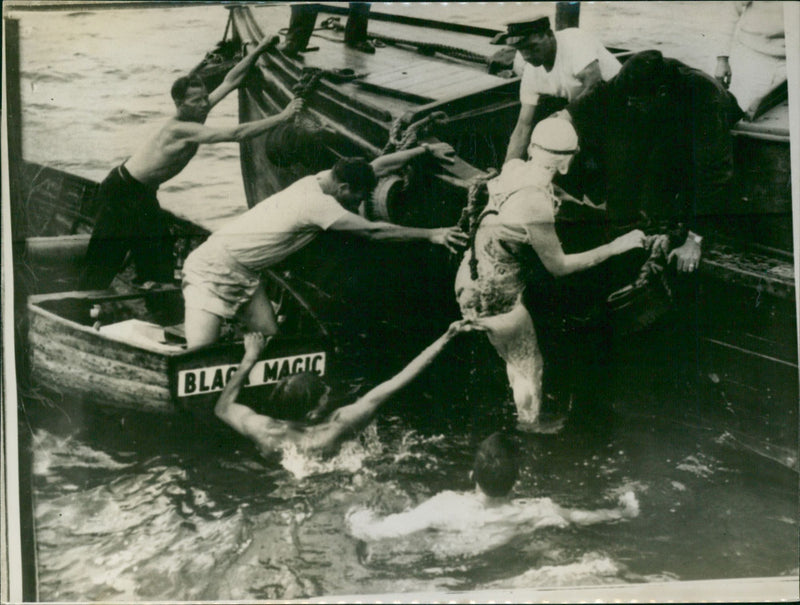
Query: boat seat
[
  {"left": 164, "top": 324, "right": 186, "bottom": 344},
  {"left": 99, "top": 319, "right": 185, "bottom": 352}
]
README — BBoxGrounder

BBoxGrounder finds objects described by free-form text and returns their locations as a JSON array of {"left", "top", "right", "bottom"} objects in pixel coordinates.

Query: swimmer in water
[
  {"left": 214, "top": 320, "right": 485, "bottom": 458},
  {"left": 346, "top": 432, "right": 638, "bottom": 554}
]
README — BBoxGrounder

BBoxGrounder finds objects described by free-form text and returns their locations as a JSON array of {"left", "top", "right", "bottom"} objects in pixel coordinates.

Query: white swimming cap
[{"left": 529, "top": 118, "right": 579, "bottom": 155}]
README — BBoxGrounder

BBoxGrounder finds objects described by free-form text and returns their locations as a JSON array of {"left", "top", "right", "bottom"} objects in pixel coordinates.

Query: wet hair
[
  {"left": 615, "top": 50, "right": 667, "bottom": 97},
  {"left": 473, "top": 432, "right": 519, "bottom": 498},
  {"left": 268, "top": 372, "right": 329, "bottom": 423},
  {"left": 331, "top": 157, "right": 378, "bottom": 198},
  {"left": 171, "top": 74, "right": 205, "bottom": 105}
]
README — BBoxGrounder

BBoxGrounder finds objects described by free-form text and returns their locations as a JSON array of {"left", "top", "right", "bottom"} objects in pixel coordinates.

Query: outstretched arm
[
  {"left": 559, "top": 491, "right": 639, "bottom": 525},
  {"left": 371, "top": 142, "right": 455, "bottom": 178},
  {"left": 175, "top": 98, "right": 303, "bottom": 144},
  {"left": 328, "top": 211, "right": 468, "bottom": 254},
  {"left": 523, "top": 212, "right": 645, "bottom": 277},
  {"left": 208, "top": 35, "right": 278, "bottom": 107},
  {"left": 329, "top": 320, "right": 483, "bottom": 435},
  {"left": 214, "top": 333, "right": 269, "bottom": 436}
]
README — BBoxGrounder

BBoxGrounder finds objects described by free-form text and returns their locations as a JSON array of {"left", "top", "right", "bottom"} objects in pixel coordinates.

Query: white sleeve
[
  {"left": 312, "top": 193, "right": 349, "bottom": 230},
  {"left": 565, "top": 29, "right": 602, "bottom": 77},
  {"left": 718, "top": 1, "right": 748, "bottom": 56},
  {"left": 519, "top": 62, "right": 541, "bottom": 107}
]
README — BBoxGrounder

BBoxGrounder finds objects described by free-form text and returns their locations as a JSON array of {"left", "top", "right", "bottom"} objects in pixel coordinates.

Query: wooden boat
[
  {"left": 17, "top": 4, "right": 796, "bottom": 465},
  {"left": 208, "top": 4, "right": 796, "bottom": 467},
  {"left": 19, "top": 157, "right": 337, "bottom": 417},
  {"left": 27, "top": 281, "right": 332, "bottom": 417}
]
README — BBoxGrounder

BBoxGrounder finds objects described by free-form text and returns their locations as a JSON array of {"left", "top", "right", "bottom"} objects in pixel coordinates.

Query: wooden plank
[
  {"left": 359, "top": 61, "right": 502, "bottom": 101},
  {"left": 31, "top": 355, "right": 173, "bottom": 413},
  {"left": 30, "top": 334, "right": 169, "bottom": 387},
  {"left": 29, "top": 311, "right": 172, "bottom": 371}
]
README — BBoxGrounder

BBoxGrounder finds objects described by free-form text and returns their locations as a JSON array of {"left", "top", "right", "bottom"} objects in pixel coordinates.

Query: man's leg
[
  {"left": 185, "top": 307, "right": 223, "bottom": 350},
  {"left": 240, "top": 282, "right": 279, "bottom": 336},
  {"left": 278, "top": 4, "right": 318, "bottom": 56},
  {"left": 345, "top": 3, "right": 373, "bottom": 52},
  {"left": 130, "top": 203, "right": 174, "bottom": 285},
  {"left": 80, "top": 199, "right": 134, "bottom": 290}
]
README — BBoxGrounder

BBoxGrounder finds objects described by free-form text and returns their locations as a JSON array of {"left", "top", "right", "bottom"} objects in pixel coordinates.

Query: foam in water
[
  {"left": 279, "top": 423, "right": 384, "bottom": 479},
  {"left": 32, "top": 429, "right": 132, "bottom": 476}
]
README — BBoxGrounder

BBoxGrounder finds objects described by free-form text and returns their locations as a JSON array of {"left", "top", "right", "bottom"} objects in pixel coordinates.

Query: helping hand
[
  {"left": 425, "top": 142, "right": 456, "bottom": 165},
  {"left": 254, "top": 34, "right": 280, "bottom": 54},
  {"left": 243, "top": 332, "right": 268, "bottom": 362},
  {"left": 281, "top": 98, "right": 305, "bottom": 120},
  {"left": 668, "top": 237, "right": 702, "bottom": 273},
  {"left": 714, "top": 56, "right": 732, "bottom": 89},
  {"left": 431, "top": 226, "right": 469, "bottom": 254},
  {"left": 446, "top": 318, "right": 488, "bottom": 338},
  {"left": 611, "top": 229, "right": 646, "bottom": 255}
]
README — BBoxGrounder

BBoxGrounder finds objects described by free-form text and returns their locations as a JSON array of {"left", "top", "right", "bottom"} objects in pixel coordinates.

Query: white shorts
[{"left": 182, "top": 238, "right": 261, "bottom": 319}]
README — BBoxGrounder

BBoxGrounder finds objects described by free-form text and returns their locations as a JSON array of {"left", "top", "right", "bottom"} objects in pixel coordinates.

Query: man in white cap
[
  {"left": 455, "top": 118, "right": 644, "bottom": 429},
  {"left": 494, "top": 16, "right": 621, "bottom": 164}
]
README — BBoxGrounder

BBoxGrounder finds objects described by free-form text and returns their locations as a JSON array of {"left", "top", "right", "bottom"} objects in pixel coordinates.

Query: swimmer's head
[
  {"left": 527, "top": 118, "right": 579, "bottom": 174},
  {"left": 473, "top": 432, "right": 519, "bottom": 498},
  {"left": 269, "top": 372, "right": 332, "bottom": 423}
]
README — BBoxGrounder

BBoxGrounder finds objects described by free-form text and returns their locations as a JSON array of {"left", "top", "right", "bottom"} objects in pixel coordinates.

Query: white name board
[{"left": 177, "top": 352, "right": 326, "bottom": 397}]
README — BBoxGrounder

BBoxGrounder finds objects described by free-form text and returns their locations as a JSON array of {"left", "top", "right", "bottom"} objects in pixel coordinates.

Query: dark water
[{"left": 9, "top": 2, "right": 799, "bottom": 601}]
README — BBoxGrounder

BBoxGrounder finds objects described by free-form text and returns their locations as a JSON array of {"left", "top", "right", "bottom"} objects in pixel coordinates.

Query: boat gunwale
[{"left": 27, "top": 291, "right": 187, "bottom": 358}]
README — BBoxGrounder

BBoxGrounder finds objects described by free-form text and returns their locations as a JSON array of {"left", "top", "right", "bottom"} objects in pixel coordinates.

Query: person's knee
[{"left": 184, "top": 307, "right": 222, "bottom": 349}]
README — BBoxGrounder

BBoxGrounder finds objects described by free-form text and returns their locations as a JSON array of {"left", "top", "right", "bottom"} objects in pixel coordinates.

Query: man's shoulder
[{"left": 556, "top": 27, "right": 602, "bottom": 47}]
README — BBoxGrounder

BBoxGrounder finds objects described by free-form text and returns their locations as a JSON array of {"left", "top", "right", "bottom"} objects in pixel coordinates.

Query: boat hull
[{"left": 27, "top": 288, "right": 332, "bottom": 417}]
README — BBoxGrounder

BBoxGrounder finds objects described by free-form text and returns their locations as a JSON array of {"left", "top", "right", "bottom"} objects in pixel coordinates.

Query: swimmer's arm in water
[
  {"left": 326, "top": 320, "right": 484, "bottom": 439},
  {"left": 556, "top": 492, "right": 639, "bottom": 525},
  {"left": 347, "top": 497, "right": 445, "bottom": 540},
  {"left": 215, "top": 333, "right": 285, "bottom": 447}
]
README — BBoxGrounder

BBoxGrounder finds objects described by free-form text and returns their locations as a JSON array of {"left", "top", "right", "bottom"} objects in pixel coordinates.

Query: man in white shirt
[
  {"left": 713, "top": 1, "right": 785, "bottom": 120},
  {"left": 495, "top": 17, "right": 621, "bottom": 163},
  {"left": 182, "top": 143, "right": 467, "bottom": 348}
]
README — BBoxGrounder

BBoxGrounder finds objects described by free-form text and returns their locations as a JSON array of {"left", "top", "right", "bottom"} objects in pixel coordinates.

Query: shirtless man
[
  {"left": 346, "top": 432, "right": 638, "bottom": 554},
  {"left": 80, "top": 35, "right": 303, "bottom": 291},
  {"left": 214, "top": 320, "right": 482, "bottom": 458}
]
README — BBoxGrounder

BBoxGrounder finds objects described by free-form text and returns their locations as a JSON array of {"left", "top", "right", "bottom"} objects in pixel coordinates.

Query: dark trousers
[
  {"left": 284, "top": 2, "right": 371, "bottom": 51},
  {"left": 79, "top": 165, "right": 173, "bottom": 290}
]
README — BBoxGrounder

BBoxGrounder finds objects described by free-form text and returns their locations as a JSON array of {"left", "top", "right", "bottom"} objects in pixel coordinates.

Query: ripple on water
[{"left": 35, "top": 462, "right": 249, "bottom": 602}]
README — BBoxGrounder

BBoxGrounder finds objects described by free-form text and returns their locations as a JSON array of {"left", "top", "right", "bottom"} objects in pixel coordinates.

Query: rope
[
  {"left": 468, "top": 209, "right": 498, "bottom": 281},
  {"left": 371, "top": 33, "right": 489, "bottom": 64},
  {"left": 382, "top": 111, "right": 449, "bottom": 154}
]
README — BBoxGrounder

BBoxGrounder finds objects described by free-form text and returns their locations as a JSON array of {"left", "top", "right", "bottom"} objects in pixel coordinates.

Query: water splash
[
  {"left": 488, "top": 552, "right": 626, "bottom": 588},
  {"left": 279, "top": 424, "right": 384, "bottom": 480},
  {"left": 32, "top": 429, "right": 133, "bottom": 476}
]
